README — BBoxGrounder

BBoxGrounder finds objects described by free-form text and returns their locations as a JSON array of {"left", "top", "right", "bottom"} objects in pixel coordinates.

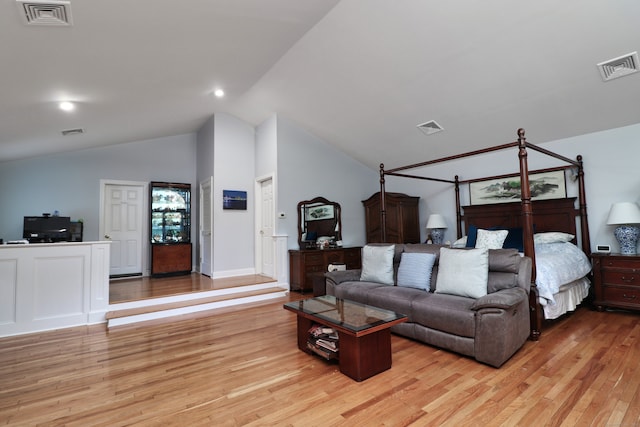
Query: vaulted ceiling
[{"left": 2, "top": 0, "right": 639, "bottom": 169}]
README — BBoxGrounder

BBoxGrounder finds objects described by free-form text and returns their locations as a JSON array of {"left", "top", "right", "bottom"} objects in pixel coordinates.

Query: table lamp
[
  {"left": 606, "top": 202, "right": 640, "bottom": 255},
  {"left": 426, "top": 214, "right": 447, "bottom": 244}
]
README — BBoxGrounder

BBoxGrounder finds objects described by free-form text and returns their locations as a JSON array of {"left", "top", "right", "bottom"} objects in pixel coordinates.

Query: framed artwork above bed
[{"left": 469, "top": 169, "right": 566, "bottom": 205}]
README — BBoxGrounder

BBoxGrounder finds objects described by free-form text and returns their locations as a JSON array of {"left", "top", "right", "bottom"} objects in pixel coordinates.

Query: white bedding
[{"left": 534, "top": 242, "right": 592, "bottom": 305}]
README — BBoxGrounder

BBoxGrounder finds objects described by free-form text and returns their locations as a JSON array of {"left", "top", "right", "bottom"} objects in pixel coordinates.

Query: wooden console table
[{"left": 289, "top": 247, "right": 361, "bottom": 293}]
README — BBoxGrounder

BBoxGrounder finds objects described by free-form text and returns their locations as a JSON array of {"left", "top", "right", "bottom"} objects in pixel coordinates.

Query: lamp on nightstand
[
  {"left": 426, "top": 214, "right": 447, "bottom": 245},
  {"left": 606, "top": 202, "right": 640, "bottom": 255}
]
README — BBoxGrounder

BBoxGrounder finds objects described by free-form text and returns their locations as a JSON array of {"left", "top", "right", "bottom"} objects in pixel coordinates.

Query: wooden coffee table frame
[{"left": 284, "top": 299, "right": 407, "bottom": 382}]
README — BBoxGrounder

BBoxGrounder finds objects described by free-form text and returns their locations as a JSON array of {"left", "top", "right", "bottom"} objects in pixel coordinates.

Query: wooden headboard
[{"left": 461, "top": 197, "right": 579, "bottom": 244}]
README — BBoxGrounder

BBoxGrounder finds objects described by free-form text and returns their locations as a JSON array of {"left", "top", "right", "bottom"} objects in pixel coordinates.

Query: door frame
[
  {"left": 99, "top": 179, "right": 149, "bottom": 276},
  {"left": 199, "top": 176, "right": 214, "bottom": 276},
  {"left": 254, "top": 173, "right": 276, "bottom": 276}
]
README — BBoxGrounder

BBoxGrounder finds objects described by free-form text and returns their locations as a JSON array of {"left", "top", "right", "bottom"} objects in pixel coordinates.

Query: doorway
[
  {"left": 256, "top": 175, "right": 275, "bottom": 278},
  {"left": 199, "top": 176, "right": 213, "bottom": 277},
  {"left": 100, "top": 180, "right": 146, "bottom": 277}
]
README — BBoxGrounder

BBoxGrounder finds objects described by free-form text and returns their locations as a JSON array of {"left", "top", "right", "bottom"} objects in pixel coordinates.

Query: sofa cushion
[
  {"left": 475, "top": 229, "right": 508, "bottom": 249},
  {"left": 333, "top": 281, "right": 386, "bottom": 303},
  {"left": 360, "top": 244, "right": 395, "bottom": 285},
  {"left": 366, "top": 286, "right": 421, "bottom": 318},
  {"left": 411, "top": 293, "right": 476, "bottom": 338},
  {"left": 397, "top": 252, "right": 437, "bottom": 290},
  {"left": 435, "top": 247, "right": 489, "bottom": 299}
]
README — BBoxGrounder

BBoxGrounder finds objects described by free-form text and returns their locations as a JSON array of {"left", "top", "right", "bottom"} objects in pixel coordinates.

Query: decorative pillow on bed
[
  {"left": 451, "top": 236, "right": 468, "bottom": 248},
  {"left": 397, "top": 252, "right": 437, "bottom": 290},
  {"left": 475, "top": 229, "right": 508, "bottom": 250},
  {"left": 534, "top": 232, "right": 574, "bottom": 244},
  {"left": 360, "top": 244, "right": 395, "bottom": 285},
  {"left": 465, "top": 225, "right": 479, "bottom": 247},
  {"left": 435, "top": 247, "right": 489, "bottom": 299}
]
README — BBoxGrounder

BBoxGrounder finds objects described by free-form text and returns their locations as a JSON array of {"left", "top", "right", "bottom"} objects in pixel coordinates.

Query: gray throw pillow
[
  {"left": 360, "top": 244, "right": 395, "bottom": 285},
  {"left": 435, "top": 247, "right": 489, "bottom": 298}
]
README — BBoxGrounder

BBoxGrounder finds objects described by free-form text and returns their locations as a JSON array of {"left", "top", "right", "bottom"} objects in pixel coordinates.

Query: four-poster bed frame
[{"left": 377, "top": 129, "right": 591, "bottom": 340}]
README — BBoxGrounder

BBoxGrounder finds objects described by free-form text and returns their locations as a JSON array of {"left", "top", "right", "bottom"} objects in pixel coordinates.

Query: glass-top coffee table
[{"left": 284, "top": 295, "right": 407, "bottom": 381}]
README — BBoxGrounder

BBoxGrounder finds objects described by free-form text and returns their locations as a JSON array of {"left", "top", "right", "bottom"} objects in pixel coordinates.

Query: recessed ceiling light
[
  {"left": 59, "top": 101, "right": 75, "bottom": 111},
  {"left": 214, "top": 89, "right": 225, "bottom": 98}
]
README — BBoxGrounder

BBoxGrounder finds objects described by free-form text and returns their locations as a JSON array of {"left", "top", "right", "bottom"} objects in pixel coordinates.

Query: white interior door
[
  {"left": 103, "top": 183, "right": 144, "bottom": 277},
  {"left": 259, "top": 178, "right": 275, "bottom": 278},
  {"left": 200, "top": 177, "right": 213, "bottom": 277}
]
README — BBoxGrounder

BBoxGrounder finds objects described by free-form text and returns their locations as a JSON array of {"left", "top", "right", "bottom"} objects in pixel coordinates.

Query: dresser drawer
[
  {"left": 305, "top": 264, "right": 326, "bottom": 274},
  {"left": 325, "top": 252, "right": 345, "bottom": 264},
  {"left": 303, "top": 252, "right": 325, "bottom": 266},
  {"left": 602, "top": 271, "right": 640, "bottom": 287},
  {"left": 601, "top": 257, "right": 640, "bottom": 270},
  {"left": 602, "top": 286, "right": 640, "bottom": 306}
]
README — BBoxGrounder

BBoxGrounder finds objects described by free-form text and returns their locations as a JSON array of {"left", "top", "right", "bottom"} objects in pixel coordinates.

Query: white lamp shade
[
  {"left": 606, "top": 202, "right": 640, "bottom": 225},
  {"left": 426, "top": 214, "right": 447, "bottom": 229}
]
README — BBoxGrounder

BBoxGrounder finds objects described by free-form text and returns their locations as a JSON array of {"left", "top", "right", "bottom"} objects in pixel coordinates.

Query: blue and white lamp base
[
  {"left": 430, "top": 228, "right": 445, "bottom": 245},
  {"left": 614, "top": 225, "right": 640, "bottom": 255}
]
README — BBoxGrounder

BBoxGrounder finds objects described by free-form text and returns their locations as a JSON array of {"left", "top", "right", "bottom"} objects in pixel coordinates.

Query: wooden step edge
[{"left": 105, "top": 287, "right": 286, "bottom": 320}]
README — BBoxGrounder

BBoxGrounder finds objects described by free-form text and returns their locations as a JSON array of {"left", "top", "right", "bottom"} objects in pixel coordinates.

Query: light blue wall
[
  {"left": 3, "top": 118, "right": 639, "bottom": 272},
  {"left": 212, "top": 113, "right": 257, "bottom": 273},
  {"left": 0, "top": 133, "right": 197, "bottom": 243},
  {"left": 275, "top": 116, "right": 379, "bottom": 249},
  {"left": 386, "top": 123, "right": 640, "bottom": 252}
]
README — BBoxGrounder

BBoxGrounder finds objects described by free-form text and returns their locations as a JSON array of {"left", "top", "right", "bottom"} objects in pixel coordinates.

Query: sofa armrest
[
  {"left": 325, "top": 269, "right": 362, "bottom": 296},
  {"left": 470, "top": 287, "right": 527, "bottom": 311}
]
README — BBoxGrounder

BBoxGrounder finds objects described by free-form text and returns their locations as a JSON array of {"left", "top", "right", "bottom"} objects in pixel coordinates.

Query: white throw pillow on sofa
[
  {"left": 435, "top": 247, "right": 489, "bottom": 298},
  {"left": 360, "top": 244, "right": 395, "bottom": 285}
]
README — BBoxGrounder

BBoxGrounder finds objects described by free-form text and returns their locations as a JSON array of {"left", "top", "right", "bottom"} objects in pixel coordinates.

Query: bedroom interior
[{"left": 2, "top": 0, "right": 640, "bottom": 425}]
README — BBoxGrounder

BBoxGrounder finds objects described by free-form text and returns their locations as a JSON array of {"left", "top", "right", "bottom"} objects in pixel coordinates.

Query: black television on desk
[{"left": 23, "top": 216, "right": 71, "bottom": 243}]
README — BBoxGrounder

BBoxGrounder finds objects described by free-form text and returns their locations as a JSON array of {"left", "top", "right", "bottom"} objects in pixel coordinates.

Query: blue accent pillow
[
  {"left": 397, "top": 252, "right": 437, "bottom": 291},
  {"left": 465, "top": 225, "right": 479, "bottom": 247},
  {"left": 466, "top": 225, "right": 530, "bottom": 252},
  {"left": 502, "top": 227, "right": 525, "bottom": 252}
]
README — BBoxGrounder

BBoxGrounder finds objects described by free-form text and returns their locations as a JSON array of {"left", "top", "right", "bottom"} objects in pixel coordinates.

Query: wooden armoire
[{"left": 362, "top": 192, "right": 420, "bottom": 243}]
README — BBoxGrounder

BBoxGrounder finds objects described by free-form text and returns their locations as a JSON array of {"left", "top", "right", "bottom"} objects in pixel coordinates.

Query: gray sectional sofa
[{"left": 325, "top": 244, "right": 532, "bottom": 368}]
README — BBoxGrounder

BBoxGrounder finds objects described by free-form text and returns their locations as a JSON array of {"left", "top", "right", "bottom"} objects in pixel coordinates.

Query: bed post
[
  {"left": 379, "top": 163, "right": 387, "bottom": 242},
  {"left": 518, "top": 128, "right": 542, "bottom": 341},
  {"left": 455, "top": 175, "right": 462, "bottom": 239},
  {"left": 576, "top": 155, "right": 592, "bottom": 256}
]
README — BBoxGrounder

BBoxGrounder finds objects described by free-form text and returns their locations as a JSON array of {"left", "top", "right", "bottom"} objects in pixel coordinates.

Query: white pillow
[
  {"left": 451, "top": 236, "right": 468, "bottom": 248},
  {"left": 435, "top": 247, "right": 489, "bottom": 298},
  {"left": 360, "top": 245, "right": 395, "bottom": 285},
  {"left": 397, "top": 252, "right": 437, "bottom": 290},
  {"left": 475, "top": 229, "right": 508, "bottom": 249},
  {"left": 534, "top": 232, "right": 574, "bottom": 244}
]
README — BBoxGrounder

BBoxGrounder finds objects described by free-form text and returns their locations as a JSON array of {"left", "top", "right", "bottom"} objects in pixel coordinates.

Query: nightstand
[{"left": 592, "top": 253, "right": 640, "bottom": 312}]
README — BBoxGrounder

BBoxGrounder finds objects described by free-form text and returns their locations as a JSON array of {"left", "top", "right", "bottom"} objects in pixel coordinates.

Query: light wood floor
[
  {"left": 109, "top": 273, "right": 277, "bottom": 304},
  {"left": 1, "top": 295, "right": 640, "bottom": 426}
]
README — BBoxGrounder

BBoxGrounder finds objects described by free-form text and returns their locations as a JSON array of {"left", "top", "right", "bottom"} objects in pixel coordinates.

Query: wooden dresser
[
  {"left": 289, "top": 247, "right": 362, "bottom": 293},
  {"left": 592, "top": 253, "right": 640, "bottom": 312},
  {"left": 362, "top": 192, "right": 420, "bottom": 243}
]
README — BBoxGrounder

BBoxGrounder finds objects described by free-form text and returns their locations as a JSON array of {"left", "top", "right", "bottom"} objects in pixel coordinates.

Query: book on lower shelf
[{"left": 307, "top": 323, "right": 339, "bottom": 360}]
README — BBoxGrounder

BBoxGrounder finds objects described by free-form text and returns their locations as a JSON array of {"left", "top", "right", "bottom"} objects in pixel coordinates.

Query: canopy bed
[{"left": 376, "top": 128, "right": 592, "bottom": 340}]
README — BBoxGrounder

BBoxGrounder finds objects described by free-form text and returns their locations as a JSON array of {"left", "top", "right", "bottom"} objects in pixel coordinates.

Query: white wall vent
[
  {"left": 16, "top": 0, "right": 73, "bottom": 26},
  {"left": 597, "top": 52, "right": 639, "bottom": 81},
  {"left": 61, "top": 128, "right": 84, "bottom": 136},
  {"left": 417, "top": 120, "right": 444, "bottom": 136}
]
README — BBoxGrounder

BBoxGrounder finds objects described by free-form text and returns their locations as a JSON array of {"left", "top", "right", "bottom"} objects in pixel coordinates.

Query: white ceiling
[{"left": 2, "top": 0, "right": 640, "bottom": 170}]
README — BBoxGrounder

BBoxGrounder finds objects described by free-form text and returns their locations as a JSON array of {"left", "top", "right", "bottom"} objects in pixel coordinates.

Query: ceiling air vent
[
  {"left": 61, "top": 128, "right": 84, "bottom": 136},
  {"left": 16, "top": 0, "right": 73, "bottom": 26},
  {"left": 597, "top": 52, "right": 639, "bottom": 81},
  {"left": 417, "top": 120, "right": 444, "bottom": 136}
]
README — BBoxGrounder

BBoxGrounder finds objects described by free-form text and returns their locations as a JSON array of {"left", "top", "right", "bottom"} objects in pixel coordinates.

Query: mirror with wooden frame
[{"left": 297, "top": 197, "right": 342, "bottom": 249}]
